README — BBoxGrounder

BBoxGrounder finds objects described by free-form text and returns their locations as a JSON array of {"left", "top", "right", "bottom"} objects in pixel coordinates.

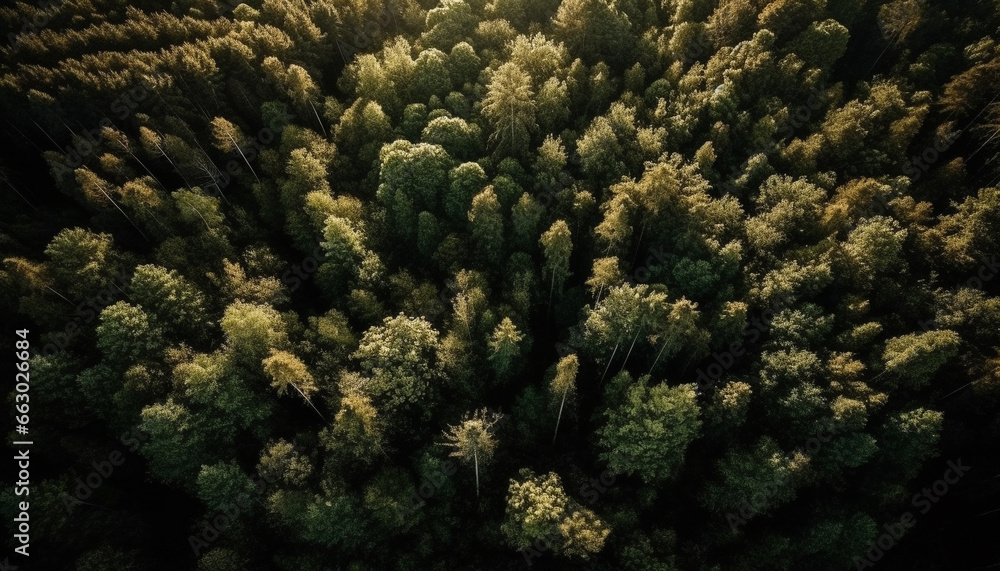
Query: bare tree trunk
[
  {"left": 310, "top": 100, "right": 328, "bottom": 138},
  {"left": 547, "top": 270, "right": 556, "bottom": 319},
  {"left": 618, "top": 325, "right": 642, "bottom": 374},
  {"left": 648, "top": 332, "right": 674, "bottom": 376},
  {"left": 229, "top": 134, "right": 260, "bottom": 183},
  {"left": 598, "top": 341, "right": 620, "bottom": 385},
  {"left": 474, "top": 447, "right": 480, "bottom": 497},
  {"left": 291, "top": 382, "right": 325, "bottom": 421},
  {"left": 594, "top": 284, "right": 605, "bottom": 308},
  {"left": 553, "top": 389, "right": 568, "bottom": 445}
]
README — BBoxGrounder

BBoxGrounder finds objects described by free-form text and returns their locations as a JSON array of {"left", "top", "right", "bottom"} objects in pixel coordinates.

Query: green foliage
[
  {"left": 488, "top": 317, "right": 526, "bottom": 380},
  {"left": 481, "top": 62, "right": 536, "bottom": 158},
  {"left": 701, "top": 436, "right": 804, "bottom": 516},
  {"left": 502, "top": 469, "right": 610, "bottom": 558},
  {"left": 44, "top": 227, "right": 120, "bottom": 299},
  {"left": 129, "top": 264, "right": 207, "bottom": 338},
  {"left": 197, "top": 461, "right": 258, "bottom": 515},
  {"left": 540, "top": 220, "right": 573, "bottom": 299},
  {"left": 441, "top": 408, "right": 503, "bottom": 495},
  {"left": 878, "top": 408, "right": 944, "bottom": 480},
  {"left": 882, "top": 330, "right": 961, "bottom": 389},
  {"left": 220, "top": 301, "right": 290, "bottom": 365},
  {"left": 598, "top": 378, "right": 702, "bottom": 483},
  {"left": 95, "top": 302, "right": 165, "bottom": 366},
  {"left": 468, "top": 187, "right": 506, "bottom": 268},
  {"left": 352, "top": 314, "right": 443, "bottom": 422}
]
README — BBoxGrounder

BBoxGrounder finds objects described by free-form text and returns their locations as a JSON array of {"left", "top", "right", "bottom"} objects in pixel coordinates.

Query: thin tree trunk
[
  {"left": 291, "top": 382, "right": 325, "bottom": 421},
  {"left": 547, "top": 270, "right": 556, "bottom": 318},
  {"left": 474, "top": 447, "right": 480, "bottom": 497},
  {"left": 630, "top": 222, "right": 646, "bottom": 267},
  {"left": 618, "top": 325, "right": 642, "bottom": 374},
  {"left": 553, "top": 389, "right": 567, "bottom": 445},
  {"left": 229, "top": 134, "right": 260, "bottom": 182},
  {"left": 647, "top": 333, "right": 673, "bottom": 376},
  {"left": 310, "top": 100, "right": 328, "bottom": 138},
  {"left": 96, "top": 186, "right": 149, "bottom": 241},
  {"left": 598, "top": 341, "right": 620, "bottom": 385}
]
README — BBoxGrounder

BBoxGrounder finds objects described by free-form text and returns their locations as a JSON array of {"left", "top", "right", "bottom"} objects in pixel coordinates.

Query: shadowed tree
[{"left": 469, "top": 187, "right": 505, "bottom": 269}]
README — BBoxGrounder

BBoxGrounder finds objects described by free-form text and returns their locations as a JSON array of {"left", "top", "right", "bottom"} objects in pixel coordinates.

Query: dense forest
[{"left": 1, "top": 0, "right": 999, "bottom": 569}]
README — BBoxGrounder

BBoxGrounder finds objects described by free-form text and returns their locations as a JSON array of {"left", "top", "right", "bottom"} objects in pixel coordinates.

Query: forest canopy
[{"left": 1, "top": 0, "right": 999, "bottom": 569}]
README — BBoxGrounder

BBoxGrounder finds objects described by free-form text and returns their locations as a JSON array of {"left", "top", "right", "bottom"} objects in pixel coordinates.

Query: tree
[
  {"left": 502, "top": 469, "right": 610, "bottom": 559},
  {"left": 129, "top": 264, "right": 207, "bottom": 339},
  {"left": 584, "top": 283, "right": 668, "bottom": 380},
  {"left": 881, "top": 330, "right": 961, "bottom": 389},
  {"left": 647, "top": 299, "right": 709, "bottom": 375},
  {"left": 317, "top": 216, "right": 368, "bottom": 296},
  {"left": 421, "top": 116, "right": 484, "bottom": 160},
  {"left": 786, "top": 19, "right": 850, "bottom": 70},
  {"left": 334, "top": 99, "right": 394, "bottom": 170},
  {"left": 508, "top": 33, "right": 569, "bottom": 87},
  {"left": 877, "top": 408, "right": 943, "bottom": 481},
  {"left": 597, "top": 378, "right": 701, "bottom": 483},
  {"left": 377, "top": 140, "right": 454, "bottom": 241},
  {"left": 219, "top": 301, "right": 290, "bottom": 366},
  {"left": 139, "top": 398, "right": 221, "bottom": 486},
  {"left": 539, "top": 220, "right": 572, "bottom": 308},
  {"left": 448, "top": 42, "right": 482, "bottom": 87},
  {"left": 95, "top": 302, "right": 164, "bottom": 367},
  {"left": 746, "top": 175, "right": 826, "bottom": 255},
  {"left": 352, "top": 314, "right": 443, "bottom": 423},
  {"left": 551, "top": 354, "right": 579, "bottom": 443},
  {"left": 174, "top": 351, "right": 272, "bottom": 432},
  {"left": 446, "top": 162, "right": 488, "bottom": 224},
  {"left": 196, "top": 461, "right": 257, "bottom": 516},
  {"left": 935, "top": 186, "right": 1000, "bottom": 270},
  {"left": 708, "top": 0, "right": 762, "bottom": 47},
  {"left": 488, "top": 317, "right": 526, "bottom": 381},
  {"left": 700, "top": 436, "right": 805, "bottom": 516},
  {"left": 262, "top": 349, "right": 322, "bottom": 417},
  {"left": 257, "top": 440, "right": 312, "bottom": 488},
  {"left": 511, "top": 192, "right": 546, "bottom": 252},
  {"left": 481, "top": 62, "right": 536, "bottom": 158},
  {"left": 44, "top": 227, "right": 120, "bottom": 299},
  {"left": 411, "top": 48, "right": 454, "bottom": 102},
  {"left": 552, "top": 0, "right": 635, "bottom": 67},
  {"left": 578, "top": 115, "right": 626, "bottom": 186},
  {"left": 441, "top": 408, "right": 503, "bottom": 496},
  {"left": 421, "top": 0, "right": 478, "bottom": 51},
  {"left": 534, "top": 135, "right": 568, "bottom": 191},
  {"left": 839, "top": 216, "right": 908, "bottom": 290},
  {"left": 469, "top": 187, "right": 505, "bottom": 268},
  {"left": 321, "top": 373, "right": 388, "bottom": 469},
  {"left": 586, "top": 257, "right": 624, "bottom": 305}
]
